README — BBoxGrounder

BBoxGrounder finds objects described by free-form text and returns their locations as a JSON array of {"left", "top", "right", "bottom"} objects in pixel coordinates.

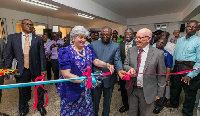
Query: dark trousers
[
  {"left": 92, "top": 82, "right": 114, "bottom": 116},
  {"left": 119, "top": 78, "right": 129, "bottom": 108},
  {"left": 51, "top": 59, "right": 59, "bottom": 80},
  {"left": 46, "top": 60, "right": 52, "bottom": 80},
  {"left": 155, "top": 87, "right": 166, "bottom": 110},
  {"left": 0, "top": 76, "right": 4, "bottom": 103},
  {"left": 16, "top": 68, "right": 44, "bottom": 113},
  {"left": 170, "top": 63, "right": 200, "bottom": 116}
]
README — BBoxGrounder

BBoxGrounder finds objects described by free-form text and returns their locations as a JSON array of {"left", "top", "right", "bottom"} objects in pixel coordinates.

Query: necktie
[
  {"left": 125, "top": 42, "right": 130, "bottom": 56},
  {"left": 24, "top": 34, "right": 30, "bottom": 69},
  {"left": 134, "top": 48, "right": 143, "bottom": 86}
]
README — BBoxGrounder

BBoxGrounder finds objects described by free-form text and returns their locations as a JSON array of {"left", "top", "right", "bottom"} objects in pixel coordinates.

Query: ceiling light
[
  {"left": 21, "top": 0, "right": 59, "bottom": 10},
  {"left": 77, "top": 13, "right": 94, "bottom": 19}
]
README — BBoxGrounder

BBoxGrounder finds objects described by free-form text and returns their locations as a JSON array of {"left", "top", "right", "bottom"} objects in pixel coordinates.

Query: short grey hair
[{"left": 70, "top": 26, "right": 89, "bottom": 41}]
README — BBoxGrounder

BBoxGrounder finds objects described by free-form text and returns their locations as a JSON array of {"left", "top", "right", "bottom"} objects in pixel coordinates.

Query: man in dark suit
[
  {"left": 119, "top": 28, "right": 136, "bottom": 113},
  {"left": 118, "top": 28, "right": 166, "bottom": 116},
  {"left": 5, "top": 19, "right": 47, "bottom": 116},
  {"left": 91, "top": 26, "right": 123, "bottom": 116}
]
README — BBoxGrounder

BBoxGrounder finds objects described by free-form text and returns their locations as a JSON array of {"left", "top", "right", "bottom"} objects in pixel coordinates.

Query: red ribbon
[
  {"left": 123, "top": 67, "right": 200, "bottom": 89},
  {"left": 32, "top": 76, "right": 48, "bottom": 110},
  {"left": 82, "top": 66, "right": 92, "bottom": 89}
]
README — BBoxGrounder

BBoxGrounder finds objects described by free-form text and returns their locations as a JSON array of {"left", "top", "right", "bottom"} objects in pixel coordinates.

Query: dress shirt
[
  {"left": 22, "top": 32, "right": 32, "bottom": 53},
  {"left": 125, "top": 39, "right": 134, "bottom": 50},
  {"left": 45, "top": 40, "right": 64, "bottom": 59},
  {"left": 137, "top": 44, "right": 149, "bottom": 87},
  {"left": 173, "top": 35, "right": 200, "bottom": 78}
]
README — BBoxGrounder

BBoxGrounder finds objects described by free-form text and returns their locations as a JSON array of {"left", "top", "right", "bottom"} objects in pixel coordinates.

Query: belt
[
  {"left": 175, "top": 60, "right": 195, "bottom": 67},
  {"left": 134, "top": 86, "right": 143, "bottom": 89}
]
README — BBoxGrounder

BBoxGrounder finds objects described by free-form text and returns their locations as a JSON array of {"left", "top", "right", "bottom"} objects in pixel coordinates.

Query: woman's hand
[{"left": 106, "top": 63, "right": 114, "bottom": 74}]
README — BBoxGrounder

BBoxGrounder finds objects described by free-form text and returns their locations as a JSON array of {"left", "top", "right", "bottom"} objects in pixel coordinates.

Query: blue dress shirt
[{"left": 173, "top": 35, "right": 200, "bottom": 78}]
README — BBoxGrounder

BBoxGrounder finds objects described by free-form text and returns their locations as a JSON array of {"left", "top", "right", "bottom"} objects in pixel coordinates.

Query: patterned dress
[{"left": 57, "top": 45, "right": 96, "bottom": 116}]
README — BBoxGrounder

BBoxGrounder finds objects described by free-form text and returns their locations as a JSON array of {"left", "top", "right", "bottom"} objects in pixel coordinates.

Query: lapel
[
  {"left": 143, "top": 46, "right": 154, "bottom": 72},
  {"left": 17, "top": 33, "right": 23, "bottom": 55},
  {"left": 30, "top": 34, "right": 37, "bottom": 49},
  {"left": 133, "top": 47, "right": 138, "bottom": 70},
  {"left": 132, "top": 40, "right": 136, "bottom": 46}
]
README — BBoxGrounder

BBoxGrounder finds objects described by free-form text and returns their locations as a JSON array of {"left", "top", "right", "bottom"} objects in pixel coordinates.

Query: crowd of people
[{"left": 0, "top": 19, "right": 200, "bottom": 116}]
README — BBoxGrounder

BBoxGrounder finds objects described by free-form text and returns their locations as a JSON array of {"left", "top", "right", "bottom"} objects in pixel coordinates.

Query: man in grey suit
[
  {"left": 91, "top": 26, "right": 123, "bottom": 116},
  {"left": 5, "top": 19, "right": 46, "bottom": 116},
  {"left": 118, "top": 28, "right": 166, "bottom": 116}
]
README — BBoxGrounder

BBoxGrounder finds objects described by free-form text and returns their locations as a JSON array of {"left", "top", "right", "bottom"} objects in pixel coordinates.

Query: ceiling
[
  {"left": 92, "top": 0, "right": 191, "bottom": 18},
  {"left": 0, "top": 0, "right": 192, "bottom": 25}
]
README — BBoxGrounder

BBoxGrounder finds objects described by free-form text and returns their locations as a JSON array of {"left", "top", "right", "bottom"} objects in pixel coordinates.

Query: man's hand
[
  {"left": 41, "top": 71, "right": 47, "bottom": 77},
  {"left": 50, "top": 44, "right": 56, "bottom": 50},
  {"left": 118, "top": 70, "right": 127, "bottom": 79},
  {"left": 181, "top": 76, "right": 191, "bottom": 85},
  {"left": 107, "top": 64, "right": 114, "bottom": 74},
  {"left": 128, "top": 68, "right": 136, "bottom": 77},
  {"left": 155, "top": 96, "right": 160, "bottom": 101}
]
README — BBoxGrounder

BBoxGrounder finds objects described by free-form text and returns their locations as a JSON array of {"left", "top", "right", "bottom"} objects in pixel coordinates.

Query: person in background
[
  {"left": 119, "top": 28, "right": 136, "bottom": 113},
  {"left": 153, "top": 38, "right": 173, "bottom": 114},
  {"left": 5, "top": 19, "right": 47, "bottom": 116},
  {"left": 153, "top": 30, "right": 163, "bottom": 44},
  {"left": 170, "top": 30, "right": 180, "bottom": 44},
  {"left": 112, "top": 30, "right": 118, "bottom": 38},
  {"left": 91, "top": 26, "right": 123, "bottom": 116},
  {"left": 164, "top": 20, "right": 200, "bottom": 116},
  {"left": 45, "top": 32, "right": 64, "bottom": 83},
  {"left": 57, "top": 26, "right": 114, "bottom": 116},
  {"left": 118, "top": 28, "right": 166, "bottom": 116},
  {"left": 117, "top": 35, "right": 123, "bottom": 44},
  {"left": 57, "top": 31, "right": 64, "bottom": 41},
  {"left": 94, "top": 32, "right": 100, "bottom": 40},
  {"left": 112, "top": 35, "right": 118, "bottom": 43},
  {"left": 42, "top": 34, "right": 52, "bottom": 81}
]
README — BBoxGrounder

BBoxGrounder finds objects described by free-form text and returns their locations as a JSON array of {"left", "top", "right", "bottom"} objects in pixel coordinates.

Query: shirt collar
[
  {"left": 125, "top": 39, "right": 134, "bottom": 45},
  {"left": 184, "top": 35, "right": 197, "bottom": 41},
  {"left": 22, "top": 32, "right": 32, "bottom": 37},
  {"left": 142, "top": 44, "right": 149, "bottom": 53}
]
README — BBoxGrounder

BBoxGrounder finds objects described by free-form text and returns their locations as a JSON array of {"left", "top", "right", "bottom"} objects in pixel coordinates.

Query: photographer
[{"left": 45, "top": 32, "right": 64, "bottom": 84}]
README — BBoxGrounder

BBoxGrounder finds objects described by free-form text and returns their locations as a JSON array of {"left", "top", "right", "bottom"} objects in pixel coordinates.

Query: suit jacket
[
  {"left": 120, "top": 41, "right": 136, "bottom": 64},
  {"left": 0, "top": 39, "right": 5, "bottom": 68},
  {"left": 123, "top": 46, "right": 166, "bottom": 104},
  {"left": 5, "top": 33, "right": 46, "bottom": 77},
  {"left": 91, "top": 40, "right": 123, "bottom": 88}
]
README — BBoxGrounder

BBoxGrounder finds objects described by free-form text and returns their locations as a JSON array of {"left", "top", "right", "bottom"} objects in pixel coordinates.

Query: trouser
[
  {"left": 16, "top": 68, "right": 44, "bottom": 113},
  {"left": 0, "top": 76, "right": 4, "bottom": 103},
  {"left": 51, "top": 59, "right": 59, "bottom": 80},
  {"left": 119, "top": 78, "right": 129, "bottom": 108},
  {"left": 46, "top": 60, "right": 52, "bottom": 80},
  {"left": 155, "top": 87, "right": 167, "bottom": 110},
  {"left": 92, "top": 82, "right": 114, "bottom": 116},
  {"left": 170, "top": 63, "right": 200, "bottom": 116},
  {"left": 129, "top": 87, "right": 154, "bottom": 116}
]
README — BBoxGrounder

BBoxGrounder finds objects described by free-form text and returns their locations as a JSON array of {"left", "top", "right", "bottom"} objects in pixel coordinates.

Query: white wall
[{"left": 0, "top": 8, "right": 87, "bottom": 35}]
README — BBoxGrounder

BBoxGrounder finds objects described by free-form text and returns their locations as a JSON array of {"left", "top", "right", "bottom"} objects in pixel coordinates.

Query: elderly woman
[{"left": 57, "top": 26, "right": 114, "bottom": 116}]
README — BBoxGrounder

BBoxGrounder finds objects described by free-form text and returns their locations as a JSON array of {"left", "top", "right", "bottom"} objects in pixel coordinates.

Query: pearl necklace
[{"left": 72, "top": 45, "right": 85, "bottom": 57}]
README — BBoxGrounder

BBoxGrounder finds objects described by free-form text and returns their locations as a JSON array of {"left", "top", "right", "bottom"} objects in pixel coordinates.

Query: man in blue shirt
[
  {"left": 165, "top": 20, "right": 200, "bottom": 116},
  {"left": 91, "top": 26, "right": 123, "bottom": 116},
  {"left": 153, "top": 38, "right": 173, "bottom": 114}
]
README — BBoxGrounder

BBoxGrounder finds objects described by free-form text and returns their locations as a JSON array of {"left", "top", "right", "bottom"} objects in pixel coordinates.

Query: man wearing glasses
[
  {"left": 118, "top": 28, "right": 166, "bottom": 116},
  {"left": 91, "top": 26, "right": 123, "bottom": 116},
  {"left": 5, "top": 19, "right": 47, "bottom": 116}
]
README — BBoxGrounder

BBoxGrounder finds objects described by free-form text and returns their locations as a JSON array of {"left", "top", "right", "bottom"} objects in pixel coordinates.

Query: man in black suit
[
  {"left": 5, "top": 19, "right": 47, "bottom": 116},
  {"left": 119, "top": 28, "right": 136, "bottom": 113}
]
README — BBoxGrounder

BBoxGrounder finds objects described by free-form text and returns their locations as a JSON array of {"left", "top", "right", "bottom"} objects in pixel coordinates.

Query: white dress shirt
[
  {"left": 125, "top": 39, "right": 134, "bottom": 50},
  {"left": 22, "top": 32, "right": 32, "bottom": 53},
  {"left": 137, "top": 44, "right": 149, "bottom": 87}
]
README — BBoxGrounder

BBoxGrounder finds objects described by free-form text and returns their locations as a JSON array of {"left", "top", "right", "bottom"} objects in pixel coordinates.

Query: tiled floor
[{"left": 0, "top": 79, "right": 198, "bottom": 116}]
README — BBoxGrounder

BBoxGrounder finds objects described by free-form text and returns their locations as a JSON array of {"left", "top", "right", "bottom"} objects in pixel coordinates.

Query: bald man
[{"left": 118, "top": 28, "right": 166, "bottom": 116}]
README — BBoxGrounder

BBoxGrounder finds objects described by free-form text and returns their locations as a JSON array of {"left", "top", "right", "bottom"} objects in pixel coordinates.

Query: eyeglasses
[
  {"left": 22, "top": 23, "right": 34, "bottom": 27},
  {"left": 186, "top": 26, "right": 198, "bottom": 29},
  {"left": 101, "top": 34, "right": 111, "bottom": 37},
  {"left": 135, "top": 36, "right": 149, "bottom": 40}
]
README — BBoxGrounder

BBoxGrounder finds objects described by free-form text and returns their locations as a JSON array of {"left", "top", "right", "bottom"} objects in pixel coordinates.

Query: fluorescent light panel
[
  {"left": 21, "top": 0, "right": 59, "bottom": 10},
  {"left": 77, "top": 13, "right": 94, "bottom": 19}
]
